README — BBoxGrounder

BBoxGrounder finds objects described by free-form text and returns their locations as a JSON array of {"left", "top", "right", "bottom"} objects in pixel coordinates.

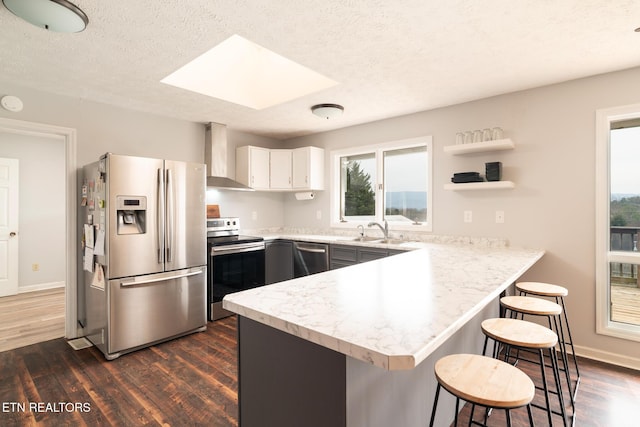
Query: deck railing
[{"left": 610, "top": 226, "right": 639, "bottom": 286}]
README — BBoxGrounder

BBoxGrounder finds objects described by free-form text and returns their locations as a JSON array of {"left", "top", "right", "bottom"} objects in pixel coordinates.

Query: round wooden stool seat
[
  {"left": 482, "top": 318, "right": 558, "bottom": 349},
  {"left": 501, "top": 295, "right": 562, "bottom": 316},
  {"left": 434, "top": 354, "right": 535, "bottom": 409},
  {"left": 516, "top": 281, "right": 568, "bottom": 297}
]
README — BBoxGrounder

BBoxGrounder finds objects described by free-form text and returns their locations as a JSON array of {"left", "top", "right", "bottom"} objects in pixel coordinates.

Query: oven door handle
[{"left": 211, "top": 243, "right": 265, "bottom": 256}]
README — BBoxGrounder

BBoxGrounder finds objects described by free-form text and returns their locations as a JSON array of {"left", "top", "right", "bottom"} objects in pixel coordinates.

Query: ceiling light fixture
[
  {"left": 2, "top": 0, "right": 88, "bottom": 33},
  {"left": 311, "top": 104, "right": 344, "bottom": 119}
]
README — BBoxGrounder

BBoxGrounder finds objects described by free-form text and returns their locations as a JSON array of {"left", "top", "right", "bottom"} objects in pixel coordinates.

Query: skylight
[{"left": 161, "top": 35, "right": 338, "bottom": 110}]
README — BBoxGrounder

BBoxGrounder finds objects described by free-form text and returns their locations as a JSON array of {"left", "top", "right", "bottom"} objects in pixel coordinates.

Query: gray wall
[
  {"left": 0, "top": 131, "right": 66, "bottom": 290},
  {"left": 0, "top": 83, "right": 204, "bottom": 166},
  {"left": 283, "top": 66, "right": 640, "bottom": 365}
]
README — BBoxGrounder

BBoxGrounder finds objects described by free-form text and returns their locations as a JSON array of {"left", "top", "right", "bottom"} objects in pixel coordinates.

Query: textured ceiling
[{"left": 1, "top": 1, "right": 639, "bottom": 139}]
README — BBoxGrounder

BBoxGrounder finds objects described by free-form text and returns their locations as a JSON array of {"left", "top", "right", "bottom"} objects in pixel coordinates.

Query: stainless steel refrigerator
[{"left": 80, "top": 153, "right": 207, "bottom": 360}]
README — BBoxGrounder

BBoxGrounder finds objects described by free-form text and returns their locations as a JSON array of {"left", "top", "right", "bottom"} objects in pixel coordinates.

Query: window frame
[
  {"left": 330, "top": 135, "right": 433, "bottom": 232},
  {"left": 595, "top": 103, "right": 640, "bottom": 342}
]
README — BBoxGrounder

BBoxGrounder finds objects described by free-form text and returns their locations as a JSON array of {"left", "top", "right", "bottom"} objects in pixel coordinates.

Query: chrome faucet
[
  {"left": 367, "top": 220, "right": 389, "bottom": 240},
  {"left": 357, "top": 224, "right": 365, "bottom": 238}
]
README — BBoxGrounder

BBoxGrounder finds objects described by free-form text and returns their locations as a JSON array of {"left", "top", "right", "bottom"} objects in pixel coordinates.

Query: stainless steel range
[{"left": 207, "top": 217, "right": 265, "bottom": 320}]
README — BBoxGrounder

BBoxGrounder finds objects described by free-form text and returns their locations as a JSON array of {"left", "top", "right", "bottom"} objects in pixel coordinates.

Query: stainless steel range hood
[{"left": 205, "top": 122, "right": 254, "bottom": 191}]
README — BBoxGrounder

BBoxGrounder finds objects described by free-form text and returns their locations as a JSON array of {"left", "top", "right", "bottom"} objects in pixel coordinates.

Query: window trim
[
  {"left": 595, "top": 103, "right": 640, "bottom": 342},
  {"left": 330, "top": 135, "right": 433, "bottom": 232}
]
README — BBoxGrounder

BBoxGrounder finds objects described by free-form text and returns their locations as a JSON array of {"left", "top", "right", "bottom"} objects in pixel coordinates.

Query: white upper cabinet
[
  {"left": 236, "top": 146, "right": 270, "bottom": 190},
  {"left": 270, "top": 149, "right": 293, "bottom": 190},
  {"left": 236, "top": 146, "right": 324, "bottom": 191},
  {"left": 293, "top": 147, "right": 324, "bottom": 190}
]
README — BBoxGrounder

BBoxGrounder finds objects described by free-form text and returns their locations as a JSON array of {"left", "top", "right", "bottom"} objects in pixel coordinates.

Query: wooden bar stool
[
  {"left": 500, "top": 295, "right": 575, "bottom": 412},
  {"left": 516, "top": 281, "right": 580, "bottom": 401},
  {"left": 428, "top": 353, "right": 535, "bottom": 427},
  {"left": 481, "top": 318, "right": 568, "bottom": 427}
]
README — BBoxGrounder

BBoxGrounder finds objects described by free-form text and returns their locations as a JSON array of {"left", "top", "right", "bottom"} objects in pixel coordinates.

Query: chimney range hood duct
[{"left": 205, "top": 122, "right": 254, "bottom": 191}]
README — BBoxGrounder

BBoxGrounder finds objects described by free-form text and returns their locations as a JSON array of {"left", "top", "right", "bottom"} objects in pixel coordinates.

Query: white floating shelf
[
  {"left": 444, "top": 138, "right": 514, "bottom": 155},
  {"left": 444, "top": 181, "right": 515, "bottom": 191}
]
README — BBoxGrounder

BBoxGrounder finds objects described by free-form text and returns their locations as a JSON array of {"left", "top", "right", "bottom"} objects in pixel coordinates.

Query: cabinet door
[
  {"left": 237, "top": 146, "right": 270, "bottom": 189},
  {"left": 251, "top": 147, "right": 271, "bottom": 189},
  {"left": 265, "top": 240, "right": 294, "bottom": 284},
  {"left": 292, "top": 147, "right": 309, "bottom": 188},
  {"left": 358, "top": 248, "right": 389, "bottom": 263},
  {"left": 293, "top": 147, "right": 324, "bottom": 190},
  {"left": 330, "top": 244, "right": 358, "bottom": 270},
  {"left": 270, "top": 150, "right": 292, "bottom": 190}
]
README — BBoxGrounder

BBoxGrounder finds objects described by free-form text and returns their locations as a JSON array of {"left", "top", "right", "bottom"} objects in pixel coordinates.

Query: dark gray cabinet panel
[
  {"left": 357, "top": 247, "right": 389, "bottom": 263},
  {"left": 330, "top": 245, "right": 358, "bottom": 270},
  {"left": 265, "top": 240, "right": 294, "bottom": 284},
  {"left": 330, "top": 244, "right": 404, "bottom": 270}
]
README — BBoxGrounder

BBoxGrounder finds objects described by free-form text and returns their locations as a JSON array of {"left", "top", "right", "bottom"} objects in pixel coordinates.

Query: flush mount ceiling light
[
  {"left": 311, "top": 104, "right": 344, "bottom": 119},
  {"left": 2, "top": 0, "right": 88, "bottom": 33},
  {"left": 161, "top": 34, "right": 338, "bottom": 110}
]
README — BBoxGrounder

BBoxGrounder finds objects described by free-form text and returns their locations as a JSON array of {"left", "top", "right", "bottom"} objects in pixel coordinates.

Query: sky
[{"left": 611, "top": 126, "right": 640, "bottom": 195}]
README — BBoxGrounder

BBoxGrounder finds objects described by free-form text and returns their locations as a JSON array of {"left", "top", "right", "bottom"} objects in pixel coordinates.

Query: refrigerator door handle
[
  {"left": 166, "top": 168, "right": 174, "bottom": 263},
  {"left": 157, "top": 168, "right": 165, "bottom": 264},
  {"left": 119, "top": 268, "right": 204, "bottom": 287}
]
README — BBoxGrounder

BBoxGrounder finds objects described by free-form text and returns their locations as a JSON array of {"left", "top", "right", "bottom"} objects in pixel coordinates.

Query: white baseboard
[
  {"left": 574, "top": 344, "right": 640, "bottom": 371},
  {"left": 19, "top": 281, "right": 65, "bottom": 294}
]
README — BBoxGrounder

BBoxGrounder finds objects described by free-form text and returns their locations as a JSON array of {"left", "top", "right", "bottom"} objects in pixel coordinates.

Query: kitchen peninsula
[{"left": 223, "top": 242, "right": 544, "bottom": 427}]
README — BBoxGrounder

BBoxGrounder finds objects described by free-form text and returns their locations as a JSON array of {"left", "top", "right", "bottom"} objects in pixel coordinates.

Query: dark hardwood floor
[
  {"left": 1, "top": 315, "right": 639, "bottom": 426},
  {"left": 0, "top": 317, "right": 238, "bottom": 427}
]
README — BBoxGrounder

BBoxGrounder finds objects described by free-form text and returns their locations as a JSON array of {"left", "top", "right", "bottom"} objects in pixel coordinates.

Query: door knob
[{"left": 9, "top": 232, "right": 16, "bottom": 237}]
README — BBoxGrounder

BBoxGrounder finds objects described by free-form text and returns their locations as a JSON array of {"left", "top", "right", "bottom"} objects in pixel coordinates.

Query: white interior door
[{"left": 0, "top": 157, "right": 19, "bottom": 297}]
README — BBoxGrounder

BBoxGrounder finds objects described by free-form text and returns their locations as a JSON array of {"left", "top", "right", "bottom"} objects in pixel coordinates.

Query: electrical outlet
[
  {"left": 316, "top": 210, "right": 322, "bottom": 220},
  {"left": 251, "top": 211, "right": 257, "bottom": 221},
  {"left": 32, "top": 263, "right": 39, "bottom": 272},
  {"left": 464, "top": 210, "right": 472, "bottom": 223},
  {"left": 495, "top": 210, "right": 505, "bottom": 223}
]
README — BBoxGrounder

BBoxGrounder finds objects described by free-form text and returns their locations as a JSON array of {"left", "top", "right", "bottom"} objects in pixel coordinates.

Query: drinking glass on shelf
[
  {"left": 492, "top": 127, "right": 504, "bottom": 140},
  {"left": 464, "top": 131, "right": 473, "bottom": 144},
  {"left": 473, "top": 130, "right": 482, "bottom": 143},
  {"left": 456, "top": 132, "right": 464, "bottom": 145},
  {"left": 482, "top": 128, "right": 492, "bottom": 141}
]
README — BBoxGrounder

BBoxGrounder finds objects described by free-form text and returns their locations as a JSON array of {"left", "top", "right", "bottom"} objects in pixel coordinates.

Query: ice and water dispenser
[{"left": 116, "top": 196, "right": 147, "bottom": 234}]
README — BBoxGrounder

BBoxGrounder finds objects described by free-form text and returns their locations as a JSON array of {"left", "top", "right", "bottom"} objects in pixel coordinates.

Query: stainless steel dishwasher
[{"left": 293, "top": 242, "right": 329, "bottom": 277}]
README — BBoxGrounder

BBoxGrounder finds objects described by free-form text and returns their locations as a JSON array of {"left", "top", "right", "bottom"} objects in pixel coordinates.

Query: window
[
  {"left": 595, "top": 105, "right": 640, "bottom": 342},
  {"left": 331, "top": 136, "right": 432, "bottom": 231}
]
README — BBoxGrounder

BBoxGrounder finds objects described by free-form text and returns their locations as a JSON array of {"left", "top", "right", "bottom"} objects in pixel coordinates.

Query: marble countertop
[
  {"left": 223, "top": 243, "right": 544, "bottom": 371},
  {"left": 249, "top": 229, "right": 508, "bottom": 250}
]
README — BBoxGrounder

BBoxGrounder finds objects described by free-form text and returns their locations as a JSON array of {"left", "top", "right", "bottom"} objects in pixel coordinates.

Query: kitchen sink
[
  {"left": 351, "top": 237, "right": 408, "bottom": 245},
  {"left": 351, "top": 236, "right": 383, "bottom": 242},
  {"left": 375, "top": 238, "right": 407, "bottom": 245}
]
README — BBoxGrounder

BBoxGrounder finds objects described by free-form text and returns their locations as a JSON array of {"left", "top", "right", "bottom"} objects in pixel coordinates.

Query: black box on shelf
[
  {"left": 451, "top": 171, "right": 483, "bottom": 183},
  {"left": 485, "top": 162, "right": 501, "bottom": 181}
]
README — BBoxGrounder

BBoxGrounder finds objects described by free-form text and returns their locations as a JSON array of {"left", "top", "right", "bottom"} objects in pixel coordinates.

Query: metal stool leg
[
  {"left": 526, "top": 404, "right": 535, "bottom": 426},
  {"left": 557, "top": 296, "right": 581, "bottom": 401},
  {"left": 428, "top": 383, "right": 441, "bottom": 427},
  {"left": 537, "top": 348, "right": 554, "bottom": 427},
  {"left": 549, "top": 347, "right": 569, "bottom": 427}
]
